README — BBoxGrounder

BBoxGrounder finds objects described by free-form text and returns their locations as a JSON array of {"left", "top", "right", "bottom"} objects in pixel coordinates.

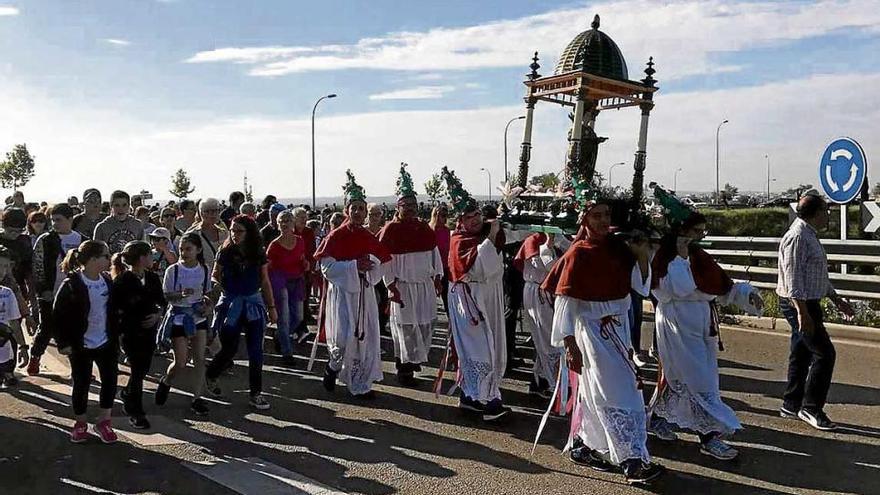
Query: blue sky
[{"left": 0, "top": 0, "right": 878, "bottom": 201}]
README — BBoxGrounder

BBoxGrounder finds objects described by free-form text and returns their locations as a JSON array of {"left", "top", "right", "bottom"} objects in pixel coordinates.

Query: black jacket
[
  {"left": 110, "top": 270, "right": 165, "bottom": 338},
  {"left": 33, "top": 231, "right": 63, "bottom": 294},
  {"left": 53, "top": 271, "right": 116, "bottom": 351}
]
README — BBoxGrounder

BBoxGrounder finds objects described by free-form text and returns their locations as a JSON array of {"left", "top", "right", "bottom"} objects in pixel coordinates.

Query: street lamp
[
  {"left": 504, "top": 116, "right": 525, "bottom": 182},
  {"left": 715, "top": 119, "right": 729, "bottom": 204},
  {"left": 479, "top": 167, "right": 492, "bottom": 202},
  {"left": 765, "top": 154, "right": 771, "bottom": 201},
  {"left": 311, "top": 93, "right": 337, "bottom": 209},
  {"left": 606, "top": 162, "right": 625, "bottom": 187},
  {"left": 673, "top": 167, "right": 683, "bottom": 191}
]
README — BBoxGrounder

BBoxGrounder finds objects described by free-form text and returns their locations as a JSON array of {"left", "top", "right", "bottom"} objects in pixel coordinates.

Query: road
[{"left": 1, "top": 311, "right": 879, "bottom": 495}]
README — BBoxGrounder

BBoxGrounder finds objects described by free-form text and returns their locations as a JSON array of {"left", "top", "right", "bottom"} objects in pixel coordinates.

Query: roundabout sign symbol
[{"left": 819, "top": 137, "right": 867, "bottom": 204}]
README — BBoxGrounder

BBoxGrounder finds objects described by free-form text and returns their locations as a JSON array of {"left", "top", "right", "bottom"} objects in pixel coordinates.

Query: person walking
[
  {"left": 71, "top": 188, "right": 106, "bottom": 238},
  {"left": 776, "top": 194, "right": 854, "bottom": 431},
  {"left": 93, "top": 191, "right": 145, "bottom": 254},
  {"left": 110, "top": 241, "right": 165, "bottom": 429},
  {"left": 54, "top": 240, "right": 119, "bottom": 444},
  {"left": 155, "top": 233, "right": 214, "bottom": 416},
  {"left": 267, "top": 210, "right": 308, "bottom": 364},
  {"left": 204, "top": 215, "right": 277, "bottom": 410}
]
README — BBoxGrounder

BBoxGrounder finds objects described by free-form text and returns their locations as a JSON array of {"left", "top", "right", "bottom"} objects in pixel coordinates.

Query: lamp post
[
  {"left": 311, "top": 93, "right": 337, "bottom": 209},
  {"left": 504, "top": 116, "right": 525, "bottom": 182},
  {"left": 715, "top": 119, "right": 729, "bottom": 204},
  {"left": 479, "top": 167, "right": 492, "bottom": 202},
  {"left": 607, "top": 161, "right": 625, "bottom": 187},
  {"left": 765, "top": 154, "right": 771, "bottom": 201},
  {"left": 673, "top": 167, "right": 683, "bottom": 191}
]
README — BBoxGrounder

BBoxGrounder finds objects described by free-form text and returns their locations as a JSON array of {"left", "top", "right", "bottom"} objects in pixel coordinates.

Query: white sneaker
[{"left": 249, "top": 394, "right": 270, "bottom": 411}]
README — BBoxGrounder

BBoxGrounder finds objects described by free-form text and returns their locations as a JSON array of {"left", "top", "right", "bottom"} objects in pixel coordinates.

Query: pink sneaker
[
  {"left": 92, "top": 419, "right": 118, "bottom": 444},
  {"left": 70, "top": 421, "right": 89, "bottom": 443}
]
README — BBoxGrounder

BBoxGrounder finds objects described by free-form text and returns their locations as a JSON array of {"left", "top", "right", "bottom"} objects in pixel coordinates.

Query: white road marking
[
  {"left": 183, "top": 455, "right": 347, "bottom": 495},
  {"left": 112, "top": 415, "right": 214, "bottom": 446},
  {"left": 59, "top": 478, "right": 126, "bottom": 494},
  {"left": 16, "top": 389, "right": 69, "bottom": 407},
  {"left": 855, "top": 461, "right": 880, "bottom": 470},
  {"left": 727, "top": 441, "right": 810, "bottom": 457},
  {"left": 245, "top": 413, "right": 374, "bottom": 443}
]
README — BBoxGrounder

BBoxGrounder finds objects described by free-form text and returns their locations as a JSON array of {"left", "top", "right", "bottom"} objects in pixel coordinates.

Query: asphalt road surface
[{"left": 1, "top": 311, "right": 878, "bottom": 495}]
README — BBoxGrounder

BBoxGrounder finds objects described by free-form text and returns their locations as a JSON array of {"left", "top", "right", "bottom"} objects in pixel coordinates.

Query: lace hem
[
  {"left": 598, "top": 406, "right": 650, "bottom": 464},
  {"left": 653, "top": 380, "right": 740, "bottom": 435}
]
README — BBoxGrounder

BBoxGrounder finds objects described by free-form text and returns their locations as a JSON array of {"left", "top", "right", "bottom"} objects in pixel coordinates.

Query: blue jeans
[
  {"left": 270, "top": 273, "right": 304, "bottom": 356},
  {"left": 779, "top": 298, "right": 836, "bottom": 413}
]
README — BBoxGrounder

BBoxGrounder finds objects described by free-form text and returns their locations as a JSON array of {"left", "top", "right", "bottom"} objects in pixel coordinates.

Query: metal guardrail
[{"left": 703, "top": 236, "right": 880, "bottom": 301}]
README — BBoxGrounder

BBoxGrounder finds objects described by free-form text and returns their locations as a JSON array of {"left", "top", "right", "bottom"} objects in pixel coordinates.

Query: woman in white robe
[{"left": 650, "top": 214, "right": 762, "bottom": 460}]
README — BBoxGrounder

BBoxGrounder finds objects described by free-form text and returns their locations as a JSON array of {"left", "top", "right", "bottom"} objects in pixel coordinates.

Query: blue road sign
[{"left": 819, "top": 137, "right": 868, "bottom": 204}]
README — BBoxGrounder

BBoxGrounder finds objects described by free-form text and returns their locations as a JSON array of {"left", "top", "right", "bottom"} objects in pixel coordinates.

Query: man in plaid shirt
[{"left": 776, "top": 193, "right": 854, "bottom": 431}]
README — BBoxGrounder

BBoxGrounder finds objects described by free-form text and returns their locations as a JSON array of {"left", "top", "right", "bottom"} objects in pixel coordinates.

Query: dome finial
[
  {"left": 642, "top": 56, "right": 656, "bottom": 86},
  {"left": 591, "top": 14, "right": 600, "bottom": 30},
  {"left": 528, "top": 51, "right": 541, "bottom": 81}
]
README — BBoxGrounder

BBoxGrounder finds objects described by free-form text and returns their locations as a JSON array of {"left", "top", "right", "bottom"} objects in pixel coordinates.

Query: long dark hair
[
  {"left": 60, "top": 240, "right": 108, "bottom": 274},
  {"left": 222, "top": 215, "right": 264, "bottom": 265},
  {"left": 179, "top": 232, "right": 207, "bottom": 266},
  {"left": 110, "top": 240, "right": 152, "bottom": 279}
]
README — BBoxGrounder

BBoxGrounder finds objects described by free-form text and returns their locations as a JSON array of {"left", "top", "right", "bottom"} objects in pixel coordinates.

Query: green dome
[{"left": 554, "top": 15, "right": 628, "bottom": 80}]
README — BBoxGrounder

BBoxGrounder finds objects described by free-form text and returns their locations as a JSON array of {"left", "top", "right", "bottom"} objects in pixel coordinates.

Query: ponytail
[
  {"left": 110, "top": 253, "right": 127, "bottom": 279},
  {"left": 111, "top": 240, "right": 152, "bottom": 279},
  {"left": 60, "top": 240, "right": 109, "bottom": 274}
]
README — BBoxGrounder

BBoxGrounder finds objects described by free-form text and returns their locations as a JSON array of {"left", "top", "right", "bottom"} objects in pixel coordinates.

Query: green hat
[
  {"left": 651, "top": 182, "right": 696, "bottom": 227},
  {"left": 395, "top": 162, "right": 417, "bottom": 199},
  {"left": 343, "top": 169, "right": 367, "bottom": 204},
  {"left": 440, "top": 166, "right": 476, "bottom": 216}
]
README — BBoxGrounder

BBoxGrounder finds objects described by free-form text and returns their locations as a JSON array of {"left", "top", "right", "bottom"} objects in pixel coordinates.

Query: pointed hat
[
  {"left": 395, "top": 163, "right": 417, "bottom": 199},
  {"left": 343, "top": 169, "right": 367, "bottom": 204}
]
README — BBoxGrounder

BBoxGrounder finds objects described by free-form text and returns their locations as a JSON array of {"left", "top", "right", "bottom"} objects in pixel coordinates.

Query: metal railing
[{"left": 703, "top": 236, "right": 880, "bottom": 301}]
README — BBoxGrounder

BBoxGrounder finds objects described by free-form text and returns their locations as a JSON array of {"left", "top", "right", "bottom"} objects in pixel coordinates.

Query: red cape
[
  {"left": 513, "top": 233, "right": 551, "bottom": 272},
  {"left": 541, "top": 236, "right": 635, "bottom": 302},
  {"left": 651, "top": 239, "right": 732, "bottom": 296},
  {"left": 378, "top": 218, "right": 437, "bottom": 255},
  {"left": 449, "top": 230, "right": 483, "bottom": 283},
  {"left": 314, "top": 220, "right": 392, "bottom": 263}
]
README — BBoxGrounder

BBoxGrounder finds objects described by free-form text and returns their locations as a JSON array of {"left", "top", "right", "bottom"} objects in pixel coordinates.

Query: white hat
[{"left": 148, "top": 227, "right": 171, "bottom": 241}]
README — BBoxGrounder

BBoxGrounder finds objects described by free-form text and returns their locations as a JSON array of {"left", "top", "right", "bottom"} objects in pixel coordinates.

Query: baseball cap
[
  {"left": 83, "top": 188, "right": 101, "bottom": 201},
  {"left": 148, "top": 227, "right": 171, "bottom": 241},
  {"left": 270, "top": 203, "right": 286, "bottom": 214}
]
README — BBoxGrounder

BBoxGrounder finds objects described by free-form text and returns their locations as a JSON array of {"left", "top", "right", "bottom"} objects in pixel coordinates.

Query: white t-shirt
[
  {"left": 0, "top": 285, "right": 22, "bottom": 325},
  {"left": 80, "top": 273, "right": 110, "bottom": 349},
  {"left": 54, "top": 231, "right": 84, "bottom": 296},
  {"left": 163, "top": 262, "right": 211, "bottom": 324}
]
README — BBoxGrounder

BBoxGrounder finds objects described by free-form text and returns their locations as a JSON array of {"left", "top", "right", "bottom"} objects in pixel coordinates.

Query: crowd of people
[{"left": 0, "top": 166, "right": 853, "bottom": 486}]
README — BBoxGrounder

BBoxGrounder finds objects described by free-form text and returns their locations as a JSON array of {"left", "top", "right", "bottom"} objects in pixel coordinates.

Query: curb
[{"left": 641, "top": 301, "right": 880, "bottom": 344}]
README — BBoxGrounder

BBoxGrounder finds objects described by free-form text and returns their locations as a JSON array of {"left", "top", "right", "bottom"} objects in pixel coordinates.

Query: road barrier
[{"left": 704, "top": 236, "right": 880, "bottom": 301}]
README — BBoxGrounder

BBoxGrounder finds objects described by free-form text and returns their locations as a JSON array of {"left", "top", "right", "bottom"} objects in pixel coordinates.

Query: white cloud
[
  {"left": 0, "top": 72, "right": 876, "bottom": 203},
  {"left": 369, "top": 85, "right": 455, "bottom": 100},
  {"left": 185, "top": 0, "right": 880, "bottom": 81},
  {"left": 0, "top": 6, "right": 19, "bottom": 16},
  {"left": 102, "top": 38, "right": 131, "bottom": 47}
]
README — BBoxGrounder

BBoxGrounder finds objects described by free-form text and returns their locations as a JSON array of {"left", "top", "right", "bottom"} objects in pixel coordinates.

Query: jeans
[
  {"left": 206, "top": 315, "right": 265, "bottom": 396},
  {"left": 779, "top": 298, "right": 836, "bottom": 413},
  {"left": 69, "top": 342, "right": 118, "bottom": 415},
  {"left": 121, "top": 332, "right": 156, "bottom": 417},
  {"left": 270, "top": 273, "right": 304, "bottom": 356},
  {"left": 31, "top": 300, "right": 55, "bottom": 357}
]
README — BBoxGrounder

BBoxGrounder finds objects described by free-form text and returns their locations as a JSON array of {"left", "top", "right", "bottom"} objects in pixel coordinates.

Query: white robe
[
  {"left": 385, "top": 248, "right": 443, "bottom": 364},
  {"left": 551, "top": 264, "right": 652, "bottom": 465},
  {"left": 447, "top": 239, "right": 506, "bottom": 403},
  {"left": 320, "top": 254, "right": 386, "bottom": 395},
  {"left": 651, "top": 256, "right": 758, "bottom": 436},
  {"left": 522, "top": 239, "right": 568, "bottom": 388}
]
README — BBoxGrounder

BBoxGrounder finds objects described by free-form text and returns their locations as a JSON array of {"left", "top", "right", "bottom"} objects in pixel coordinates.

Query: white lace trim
[{"left": 653, "top": 380, "right": 741, "bottom": 435}]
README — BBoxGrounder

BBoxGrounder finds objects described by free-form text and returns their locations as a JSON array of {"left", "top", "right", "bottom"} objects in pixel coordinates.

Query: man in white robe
[
  {"left": 544, "top": 201, "right": 664, "bottom": 485},
  {"left": 379, "top": 166, "right": 443, "bottom": 386},
  {"left": 441, "top": 166, "right": 509, "bottom": 421},
  {"left": 514, "top": 232, "right": 569, "bottom": 397},
  {"left": 315, "top": 170, "right": 391, "bottom": 398}
]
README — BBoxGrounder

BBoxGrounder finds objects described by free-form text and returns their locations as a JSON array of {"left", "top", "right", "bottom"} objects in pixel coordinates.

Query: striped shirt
[{"left": 776, "top": 218, "right": 836, "bottom": 301}]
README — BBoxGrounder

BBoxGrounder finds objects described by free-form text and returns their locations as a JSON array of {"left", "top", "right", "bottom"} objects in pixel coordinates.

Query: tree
[
  {"left": 169, "top": 168, "right": 195, "bottom": 199},
  {"left": 528, "top": 172, "right": 560, "bottom": 190},
  {"left": 0, "top": 143, "right": 36, "bottom": 190},
  {"left": 424, "top": 172, "right": 445, "bottom": 205},
  {"left": 720, "top": 182, "right": 738, "bottom": 206}
]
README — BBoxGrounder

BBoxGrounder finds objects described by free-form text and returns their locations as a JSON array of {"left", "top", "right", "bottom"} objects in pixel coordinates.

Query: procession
[{"left": 1, "top": 3, "right": 879, "bottom": 495}]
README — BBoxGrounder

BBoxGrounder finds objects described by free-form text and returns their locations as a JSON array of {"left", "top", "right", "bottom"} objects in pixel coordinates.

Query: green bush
[{"left": 700, "top": 206, "right": 876, "bottom": 239}]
